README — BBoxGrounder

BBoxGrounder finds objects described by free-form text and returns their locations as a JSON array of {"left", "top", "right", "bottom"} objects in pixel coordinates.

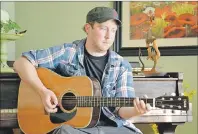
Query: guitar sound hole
[{"left": 61, "top": 92, "right": 77, "bottom": 111}]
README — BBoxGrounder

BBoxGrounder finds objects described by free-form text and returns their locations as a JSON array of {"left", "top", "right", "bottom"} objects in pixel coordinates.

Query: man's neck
[{"left": 85, "top": 43, "right": 107, "bottom": 57}]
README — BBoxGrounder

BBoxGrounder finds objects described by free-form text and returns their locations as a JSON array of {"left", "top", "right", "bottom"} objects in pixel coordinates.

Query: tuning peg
[
  {"left": 163, "top": 93, "right": 167, "bottom": 96},
  {"left": 177, "top": 106, "right": 182, "bottom": 109},
  {"left": 171, "top": 93, "right": 176, "bottom": 96},
  {"left": 179, "top": 93, "right": 184, "bottom": 96}
]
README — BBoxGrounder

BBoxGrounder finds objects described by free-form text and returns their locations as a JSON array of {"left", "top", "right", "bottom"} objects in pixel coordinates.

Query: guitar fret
[
  {"left": 85, "top": 96, "right": 87, "bottom": 107},
  {"left": 85, "top": 96, "right": 89, "bottom": 107},
  {"left": 81, "top": 96, "right": 83, "bottom": 107},
  {"left": 89, "top": 96, "right": 90, "bottom": 107},
  {"left": 90, "top": 96, "right": 91, "bottom": 107},
  {"left": 82, "top": 96, "right": 84, "bottom": 107},
  {"left": 87, "top": 96, "right": 88, "bottom": 107},
  {"left": 79, "top": 97, "right": 81, "bottom": 106},
  {"left": 107, "top": 97, "right": 108, "bottom": 107},
  {"left": 115, "top": 98, "right": 117, "bottom": 106},
  {"left": 86, "top": 96, "right": 87, "bottom": 107},
  {"left": 81, "top": 96, "right": 82, "bottom": 107},
  {"left": 78, "top": 97, "right": 79, "bottom": 107},
  {"left": 97, "top": 96, "right": 99, "bottom": 107},
  {"left": 80, "top": 96, "right": 81, "bottom": 107},
  {"left": 77, "top": 97, "right": 79, "bottom": 107},
  {"left": 100, "top": 97, "right": 101, "bottom": 107},
  {"left": 80, "top": 97, "right": 82, "bottom": 106},
  {"left": 85, "top": 96, "right": 86, "bottom": 107},
  {"left": 124, "top": 97, "right": 125, "bottom": 107},
  {"left": 93, "top": 97, "right": 95, "bottom": 107},
  {"left": 103, "top": 97, "right": 104, "bottom": 107},
  {"left": 111, "top": 97, "right": 112, "bottom": 107}
]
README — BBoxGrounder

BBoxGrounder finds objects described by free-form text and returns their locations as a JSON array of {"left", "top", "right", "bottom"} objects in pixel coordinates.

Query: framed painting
[{"left": 114, "top": 1, "right": 198, "bottom": 56}]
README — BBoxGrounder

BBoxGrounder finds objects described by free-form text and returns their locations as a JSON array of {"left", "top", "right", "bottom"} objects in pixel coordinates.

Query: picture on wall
[{"left": 114, "top": 1, "right": 198, "bottom": 56}]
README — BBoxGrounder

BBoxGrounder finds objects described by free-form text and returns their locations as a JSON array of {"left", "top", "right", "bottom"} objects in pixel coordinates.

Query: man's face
[{"left": 87, "top": 19, "right": 118, "bottom": 52}]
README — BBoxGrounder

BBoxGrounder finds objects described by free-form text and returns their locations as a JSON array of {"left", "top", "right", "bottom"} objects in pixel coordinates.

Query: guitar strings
[
  {"left": 61, "top": 96, "right": 150, "bottom": 100},
  {"left": 60, "top": 97, "right": 183, "bottom": 103}
]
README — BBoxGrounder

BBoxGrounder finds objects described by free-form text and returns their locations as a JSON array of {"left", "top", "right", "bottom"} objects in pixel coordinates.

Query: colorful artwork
[{"left": 130, "top": 1, "right": 198, "bottom": 40}]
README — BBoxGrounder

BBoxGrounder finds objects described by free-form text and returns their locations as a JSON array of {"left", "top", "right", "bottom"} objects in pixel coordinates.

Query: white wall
[{"left": 1, "top": 2, "right": 15, "bottom": 61}]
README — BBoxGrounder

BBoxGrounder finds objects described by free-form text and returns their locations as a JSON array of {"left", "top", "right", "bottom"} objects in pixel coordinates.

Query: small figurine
[
  {"left": 145, "top": 28, "right": 160, "bottom": 73},
  {"left": 139, "top": 9, "right": 160, "bottom": 74}
]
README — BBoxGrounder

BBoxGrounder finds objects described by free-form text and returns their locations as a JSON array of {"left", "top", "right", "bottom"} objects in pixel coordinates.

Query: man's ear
[{"left": 84, "top": 23, "right": 91, "bottom": 34}]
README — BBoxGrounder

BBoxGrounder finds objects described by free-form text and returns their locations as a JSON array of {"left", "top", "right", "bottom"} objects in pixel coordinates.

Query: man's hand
[
  {"left": 39, "top": 89, "right": 58, "bottom": 113},
  {"left": 133, "top": 96, "right": 151, "bottom": 114}
]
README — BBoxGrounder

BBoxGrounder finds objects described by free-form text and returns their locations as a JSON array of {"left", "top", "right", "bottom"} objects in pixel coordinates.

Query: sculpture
[{"left": 139, "top": 8, "right": 160, "bottom": 75}]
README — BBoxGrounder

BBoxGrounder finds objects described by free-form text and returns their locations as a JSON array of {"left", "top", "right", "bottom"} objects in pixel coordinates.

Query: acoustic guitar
[{"left": 17, "top": 68, "right": 189, "bottom": 134}]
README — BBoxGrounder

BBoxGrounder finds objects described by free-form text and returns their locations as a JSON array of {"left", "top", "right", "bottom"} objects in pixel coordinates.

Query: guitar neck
[
  {"left": 62, "top": 95, "right": 189, "bottom": 110},
  {"left": 63, "top": 97, "right": 154, "bottom": 107}
]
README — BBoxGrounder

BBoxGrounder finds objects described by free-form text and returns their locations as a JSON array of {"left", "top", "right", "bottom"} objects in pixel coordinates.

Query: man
[{"left": 14, "top": 7, "right": 150, "bottom": 134}]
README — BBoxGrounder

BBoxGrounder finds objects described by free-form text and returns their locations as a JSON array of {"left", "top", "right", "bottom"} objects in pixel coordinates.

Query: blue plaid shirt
[{"left": 22, "top": 38, "right": 142, "bottom": 134}]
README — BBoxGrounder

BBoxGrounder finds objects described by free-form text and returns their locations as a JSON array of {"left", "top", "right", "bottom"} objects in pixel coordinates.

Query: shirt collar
[{"left": 73, "top": 38, "right": 122, "bottom": 68}]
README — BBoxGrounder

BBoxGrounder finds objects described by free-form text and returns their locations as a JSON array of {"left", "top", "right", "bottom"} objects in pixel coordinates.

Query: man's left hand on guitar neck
[{"left": 118, "top": 96, "right": 151, "bottom": 119}]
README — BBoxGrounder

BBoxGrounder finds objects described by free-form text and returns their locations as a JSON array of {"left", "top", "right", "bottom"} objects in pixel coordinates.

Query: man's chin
[{"left": 100, "top": 48, "right": 110, "bottom": 52}]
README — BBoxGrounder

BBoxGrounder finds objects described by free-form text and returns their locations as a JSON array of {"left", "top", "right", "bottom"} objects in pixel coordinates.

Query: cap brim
[{"left": 96, "top": 17, "right": 122, "bottom": 26}]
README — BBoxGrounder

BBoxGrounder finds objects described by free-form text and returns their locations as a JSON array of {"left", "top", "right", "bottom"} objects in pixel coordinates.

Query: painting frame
[{"left": 114, "top": 1, "right": 198, "bottom": 56}]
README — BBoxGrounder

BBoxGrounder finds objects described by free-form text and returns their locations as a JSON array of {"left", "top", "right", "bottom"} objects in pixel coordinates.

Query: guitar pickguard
[{"left": 50, "top": 106, "right": 77, "bottom": 123}]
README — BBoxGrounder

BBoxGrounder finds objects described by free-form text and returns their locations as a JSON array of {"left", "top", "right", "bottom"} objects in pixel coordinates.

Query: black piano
[{"left": 0, "top": 67, "right": 192, "bottom": 134}]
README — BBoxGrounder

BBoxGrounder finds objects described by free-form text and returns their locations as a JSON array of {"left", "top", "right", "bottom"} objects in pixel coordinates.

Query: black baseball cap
[{"left": 86, "top": 7, "right": 122, "bottom": 26}]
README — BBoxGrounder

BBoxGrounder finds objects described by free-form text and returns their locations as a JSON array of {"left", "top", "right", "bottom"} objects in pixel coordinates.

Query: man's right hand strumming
[
  {"left": 13, "top": 57, "right": 58, "bottom": 113},
  {"left": 38, "top": 89, "right": 58, "bottom": 113}
]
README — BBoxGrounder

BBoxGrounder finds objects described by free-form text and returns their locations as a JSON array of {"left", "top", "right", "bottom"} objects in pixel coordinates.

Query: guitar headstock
[{"left": 155, "top": 96, "right": 189, "bottom": 111}]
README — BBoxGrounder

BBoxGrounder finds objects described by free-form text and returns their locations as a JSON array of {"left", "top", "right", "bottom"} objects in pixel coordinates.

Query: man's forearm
[
  {"left": 13, "top": 57, "right": 47, "bottom": 94},
  {"left": 118, "top": 107, "right": 142, "bottom": 120}
]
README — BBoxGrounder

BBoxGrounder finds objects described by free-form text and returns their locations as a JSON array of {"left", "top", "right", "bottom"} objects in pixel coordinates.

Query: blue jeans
[{"left": 51, "top": 125, "right": 141, "bottom": 134}]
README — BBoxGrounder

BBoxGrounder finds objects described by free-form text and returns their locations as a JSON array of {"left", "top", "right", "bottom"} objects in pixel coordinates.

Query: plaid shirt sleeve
[
  {"left": 22, "top": 43, "right": 75, "bottom": 70},
  {"left": 113, "top": 60, "right": 135, "bottom": 115}
]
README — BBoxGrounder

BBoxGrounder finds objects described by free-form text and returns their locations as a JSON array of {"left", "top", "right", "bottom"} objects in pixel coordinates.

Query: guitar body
[{"left": 17, "top": 68, "right": 102, "bottom": 134}]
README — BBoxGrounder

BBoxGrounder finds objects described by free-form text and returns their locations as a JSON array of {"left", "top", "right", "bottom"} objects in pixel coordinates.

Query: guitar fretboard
[{"left": 62, "top": 97, "right": 154, "bottom": 107}]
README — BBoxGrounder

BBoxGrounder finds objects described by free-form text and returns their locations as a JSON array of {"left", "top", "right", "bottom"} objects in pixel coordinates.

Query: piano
[{"left": 0, "top": 65, "right": 193, "bottom": 134}]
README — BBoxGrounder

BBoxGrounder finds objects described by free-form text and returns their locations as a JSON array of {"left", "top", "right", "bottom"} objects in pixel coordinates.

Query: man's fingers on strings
[
  {"left": 140, "top": 100, "right": 146, "bottom": 113},
  {"left": 134, "top": 97, "right": 142, "bottom": 113},
  {"left": 133, "top": 98, "right": 140, "bottom": 113},
  {"left": 142, "top": 94, "right": 152, "bottom": 111},
  {"left": 45, "top": 99, "right": 54, "bottom": 109},
  {"left": 51, "top": 94, "right": 58, "bottom": 106},
  {"left": 146, "top": 103, "right": 152, "bottom": 111},
  {"left": 46, "top": 95, "right": 58, "bottom": 109}
]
